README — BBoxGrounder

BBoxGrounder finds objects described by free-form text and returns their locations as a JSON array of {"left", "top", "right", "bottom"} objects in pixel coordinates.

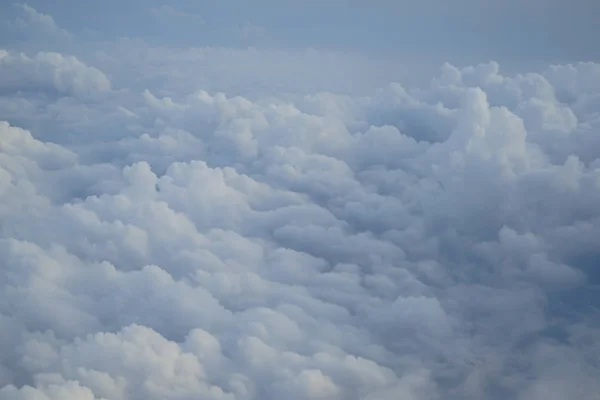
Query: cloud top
[{"left": 0, "top": 4, "right": 599, "bottom": 400}]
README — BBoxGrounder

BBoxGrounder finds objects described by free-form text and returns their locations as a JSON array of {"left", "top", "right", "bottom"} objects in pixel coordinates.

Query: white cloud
[
  {"left": 0, "top": 5, "right": 599, "bottom": 400},
  {"left": 13, "top": 3, "right": 70, "bottom": 38},
  {"left": 0, "top": 49, "right": 111, "bottom": 98}
]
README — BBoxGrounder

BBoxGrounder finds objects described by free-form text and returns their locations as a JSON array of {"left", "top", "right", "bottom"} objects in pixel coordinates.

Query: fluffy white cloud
[
  {"left": 1, "top": 5, "right": 599, "bottom": 400},
  {"left": 0, "top": 50, "right": 111, "bottom": 98}
]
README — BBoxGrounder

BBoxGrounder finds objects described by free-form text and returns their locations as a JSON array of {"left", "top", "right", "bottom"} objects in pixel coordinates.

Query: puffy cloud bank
[
  {"left": 1, "top": 12, "right": 600, "bottom": 400},
  {"left": 0, "top": 50, "right": 111, "bottom": 98}
]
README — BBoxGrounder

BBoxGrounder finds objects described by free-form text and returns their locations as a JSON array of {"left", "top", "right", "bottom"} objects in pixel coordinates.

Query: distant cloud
[
  {"left": 18, "top": 4, "right": 62, "bottom": 32},
  {"left": 238, "top": 23, "right": 267, "bottom": 41},
  {"left": 15, "top": 3, "right": 69, "bottom": 36},
  {"left": 147, "top": 5, "right": 205, "bottom": 25},
  {"left": 0, "top": 49, "right": 111, "bottom": 97}
]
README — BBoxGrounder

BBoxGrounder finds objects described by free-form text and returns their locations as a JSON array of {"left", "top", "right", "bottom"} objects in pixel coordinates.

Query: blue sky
[{"left": 2, "top": 0, "right": 599, "bottom": 64}]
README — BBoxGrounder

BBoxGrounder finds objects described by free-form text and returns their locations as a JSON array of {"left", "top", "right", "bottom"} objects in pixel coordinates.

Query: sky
[{"left": 0, "top": 1, "right": 599, "bottom": 400}]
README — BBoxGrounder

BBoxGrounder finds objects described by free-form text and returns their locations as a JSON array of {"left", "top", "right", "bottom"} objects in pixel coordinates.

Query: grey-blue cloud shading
[{"left": 0, "top": 2, "right": 599, "bottom": 400}]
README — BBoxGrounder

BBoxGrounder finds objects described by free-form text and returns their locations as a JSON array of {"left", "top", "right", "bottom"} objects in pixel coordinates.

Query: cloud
[
  {"left": 14, "top": 3, "right": 70, "bottom": 38},
  {"left": 146, "top": 5, "right": 205, "bottom": 25},
  {"left": 0, "top": 5, "right": 599, "bottom": 400},
  {"left": 0, "top": 3, "right": 72, "bottom": 52},
  {"left": 0, "top": 49, "right": 111, "bottom": 98},
  {"left": 238, "top": 23, "right": 267, "bottom": 42}
]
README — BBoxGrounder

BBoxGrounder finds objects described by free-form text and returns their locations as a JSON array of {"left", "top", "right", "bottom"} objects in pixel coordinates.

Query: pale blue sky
[{"left": 2, "top": 0, "right": 599, "bottom": 64}]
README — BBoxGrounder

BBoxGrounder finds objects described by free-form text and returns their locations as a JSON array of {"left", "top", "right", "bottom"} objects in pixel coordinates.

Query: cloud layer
[{"left": 1, "top": 5, "right": 600, "bottom": 400}]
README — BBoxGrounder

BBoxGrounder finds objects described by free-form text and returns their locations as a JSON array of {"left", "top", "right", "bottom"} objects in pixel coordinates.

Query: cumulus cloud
[
  {"left": 12, "top": 3, "right": 70, "bottom": 38},
  {"left": 1, "top": 4, "right": 600, "bottom": 400},
  {"left": 0, "top": 49, "right": 111, "bottom": 98}
]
